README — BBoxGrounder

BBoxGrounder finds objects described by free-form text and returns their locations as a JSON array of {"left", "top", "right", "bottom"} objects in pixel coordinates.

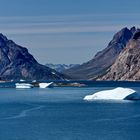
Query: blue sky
[{"left": 0, "top": 0, "right": 140, "bottom": 64}]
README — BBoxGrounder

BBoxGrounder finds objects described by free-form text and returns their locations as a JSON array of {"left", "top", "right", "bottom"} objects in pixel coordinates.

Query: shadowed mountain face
[
  {"left": 0, "top": 34, "right": 67, "bottom": 80},
  {"left": 64, "top": 27, "right": 135, "bottom": 79},
  {"left": 101, "top": 29, "right": 140, "bottom": 81}
]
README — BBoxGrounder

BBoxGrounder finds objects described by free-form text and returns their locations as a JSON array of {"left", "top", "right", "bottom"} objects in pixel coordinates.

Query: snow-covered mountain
[{"left": 45, "top": 64, "right": 80, "bottom": 73}]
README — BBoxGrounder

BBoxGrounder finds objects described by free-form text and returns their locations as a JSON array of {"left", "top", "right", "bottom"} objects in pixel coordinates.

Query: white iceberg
[
  {"left": 20, "top": 79, "right": 25, "bottom": 82},
  {"left": 84, "top": 87, "right": 138, "bottom": 101},
  {"left": 39, "top": 82, "right": 53, "bottom": 88},
  {"left": 15, "top": 83, "right": 33, "bottom": 88}
]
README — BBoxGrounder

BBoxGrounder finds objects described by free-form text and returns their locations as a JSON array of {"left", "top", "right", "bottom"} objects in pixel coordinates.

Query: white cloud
[
  {"left": 0, "top": 25, "right": 119, "bottom": 34},
  {"left": 0, "top": 14, "right": 139, "bottom": 35},
  {"left": 2, "top": 14, "right": 139, "bottom": 64}
]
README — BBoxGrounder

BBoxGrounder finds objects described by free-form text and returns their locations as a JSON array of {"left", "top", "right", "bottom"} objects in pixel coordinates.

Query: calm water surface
[{"left": 0, "top": 86, "right": 140, "bottom": 140}]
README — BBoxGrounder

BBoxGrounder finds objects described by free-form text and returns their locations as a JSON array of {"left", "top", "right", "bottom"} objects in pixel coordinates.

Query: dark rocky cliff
[
  {"left": 101, "top": 29, "right": 140, "bottom": 81},
  {"left": 0, "top": 34, "right": 67, "bottom": 80},
  {"left": 64, "top": 27, "right": 135, "bottom": 79}
]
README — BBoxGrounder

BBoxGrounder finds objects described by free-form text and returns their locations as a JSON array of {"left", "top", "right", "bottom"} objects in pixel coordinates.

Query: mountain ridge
[
  {"left": 100, "top": 29, "right": 140, "bottom": 81},
  {"left": 46, "top": 63, "right": 80, "bottom": 73},
  {"left": 63, "top": 27, "right": 136, "bottom": 79},
  {"left": 0, "top": 34, "right": 67, "bottom": 80}
]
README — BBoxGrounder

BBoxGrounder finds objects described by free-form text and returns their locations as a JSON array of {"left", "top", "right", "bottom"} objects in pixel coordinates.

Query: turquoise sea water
[{"left": 0, "top": 86, "right": 140, "bottom": 140}]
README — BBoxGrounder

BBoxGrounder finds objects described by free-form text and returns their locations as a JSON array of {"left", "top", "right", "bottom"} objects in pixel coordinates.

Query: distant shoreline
[{"left": 0, "top": 80, "right": 140, "bottom": 88}]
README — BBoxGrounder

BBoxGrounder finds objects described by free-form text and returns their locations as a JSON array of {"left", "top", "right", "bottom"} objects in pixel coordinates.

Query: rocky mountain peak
[
  {"left": 130, "top": 26, "right": 137, "bottom": 34},
  {"left": 0, "top": 33, "right": 8, "bottom": 42},
  {"left": 0, "top": 33, "right": 8, "bottom": 47},
  {"left": 100, "top": 28, "right": 140, "bottom": 81},
  {"left": 108, "top": 27, "right": 132, "bottom": 47},
  {"left": 0, "top": 34, "right": 67, "bottom": 80},
  {"left": 116, "top": 27, "right": 131, "bottom": 38},
  {"left": 64, "top": 27, "right": 134, "bottom": 79},
  {"left": 132, "top": 29, "right": 140, "bottom": 40}
]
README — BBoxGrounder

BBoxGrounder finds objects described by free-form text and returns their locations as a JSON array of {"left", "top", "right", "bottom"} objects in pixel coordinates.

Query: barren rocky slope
[{"left": 101, "top": 29, "right": 140, "bottom": 81}]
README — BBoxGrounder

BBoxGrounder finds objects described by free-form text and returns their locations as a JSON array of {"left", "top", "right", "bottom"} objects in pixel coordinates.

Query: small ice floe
[
  {"left": 39, "top": 82, "right": 53, "bottom": 88},
  {"left": 84, "top": 87, "right": 140, "bottom": 101},
  {"left": 20, "top": 79, "right": 25, "bottom": 82},
  {"left": 32, "top": 80, "right": 37, "bottom": 83},
  {"left": 15, "top": 83, "right": 33, "bottom": 89}
]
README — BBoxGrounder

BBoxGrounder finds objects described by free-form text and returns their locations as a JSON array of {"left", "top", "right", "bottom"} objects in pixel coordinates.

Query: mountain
[
  {"left": 100, "top": 29, "right": 140, "bottom": 81},
  {"left": 63, "top": 27, "right": 136, "bottom": 79},
  {"left": 46, "top": 63, "right": 80, "bottom": 73},
  {"left": 0, "top": 34, "right": 67, "bottom": 80}
]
